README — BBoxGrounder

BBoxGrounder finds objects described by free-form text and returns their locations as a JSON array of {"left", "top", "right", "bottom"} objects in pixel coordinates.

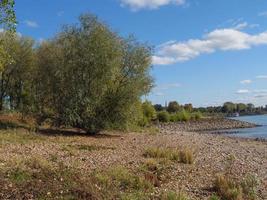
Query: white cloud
[
  {"left": 258, "top": 11, "right": 267, "bottom": 17},
  {"left": 256, "top": 75, "right": 267, "bottom": 79},
  {"left": 240, "top": 79, "right": 252, "bottom": 84},
  {"left": 120, "top": 0, "right": 185, "bottom": 10},
  {"left": 153, "top": 28, "right": 267, "bottom": 65},
  {"left": 236, "top": 89, "right": 250, "bottom": 94},
  {"left": 24, "top": 20, "right": 39, "bottom": 28},
  {"left": 233, "top": 22, "right": 248, "bottom": 30}
]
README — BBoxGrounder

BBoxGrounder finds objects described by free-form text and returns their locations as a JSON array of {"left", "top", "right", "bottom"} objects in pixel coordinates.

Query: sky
[{"left": 14, "top": 0, "right": 267, "bottom": 107}]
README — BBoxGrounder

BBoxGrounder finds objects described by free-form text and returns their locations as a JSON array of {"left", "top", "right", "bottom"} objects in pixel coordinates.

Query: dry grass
[
  {"left": 214, "top": 174, "right": 258, "bottom": 200},
  {"left": 143, "top": 147, "right": 180, "bottom": 161},
  {"left": 179, "top": 149, "right": 194, "bottom": 164},
  {"left": 143, "top": 147, "right": 194, "bottom": 164}
]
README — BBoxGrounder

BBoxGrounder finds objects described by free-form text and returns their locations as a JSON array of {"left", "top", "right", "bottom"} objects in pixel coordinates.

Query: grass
[
  {"left": 214, "top": 174, "right": 258, "bottom": 200},
  {"left": 0, "top": 129, "right": 45, "bottom": 146},
  {"left": 143, "top": 147, "right": 179, "bottom": 161},
  {"left": 143, "top": 147, "right": 194, "bottom": 164},
  {"left": 94, "top": 166, "right": 153, "bottom": 199},
  {"left": 179, "top": 149, "right": 194, "bottom": 164},
  {"left": 160, "top": 191, "right": 189, "bottom": 200}
]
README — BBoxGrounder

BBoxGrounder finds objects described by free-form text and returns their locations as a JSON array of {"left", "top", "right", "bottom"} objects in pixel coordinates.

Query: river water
[{"left": 229, "top": 115, "right": 267, "bottom": 139}]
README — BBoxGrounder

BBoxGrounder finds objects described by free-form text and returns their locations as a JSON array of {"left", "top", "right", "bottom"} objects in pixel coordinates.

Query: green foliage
[
  {"left": 167, "top": 101, "right": 180, "bottom": 113},
  {"left": 0, "top": 32, "right": 35, "bottom": 112},
  {"left": 191, "top": 112, "right": 203, "bottom": 120},
  {"left": 157, "top": 111, "right": 170, "bottom": 122},
  {"left": 32, "top": 14, "right": 153, "bottom": 133},
  {"left": 139, "top": 101, "right": 156, "bottom": 126},
  {"left": 0, "top": 0, "right": 17, "bottom": 31}
]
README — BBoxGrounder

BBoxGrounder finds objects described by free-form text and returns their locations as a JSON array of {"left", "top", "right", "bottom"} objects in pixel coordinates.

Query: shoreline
[{"left": 155, "top": 117, "right": 267, "bottom": 141}]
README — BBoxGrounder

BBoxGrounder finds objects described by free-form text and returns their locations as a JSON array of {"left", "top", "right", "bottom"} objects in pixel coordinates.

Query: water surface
[{"left": 229, "top": 115, "right": 267, "bottom": 139}]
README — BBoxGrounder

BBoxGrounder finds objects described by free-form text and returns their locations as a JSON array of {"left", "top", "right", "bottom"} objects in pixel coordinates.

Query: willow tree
[
  {"left": 35, "top": 14, "right": 153, "bottom": 133},
  {"left": 0, "top": 32, "right": 35, "bottom": 111}
]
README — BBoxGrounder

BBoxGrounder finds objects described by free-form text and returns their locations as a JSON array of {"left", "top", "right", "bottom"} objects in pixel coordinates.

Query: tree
[
  {"left": 0, "top": 0, "right": 16, "bottom": 31},
  {"left": 222, "top": 102, "right": 236, "bottom": 113},
  {"left": 0, "top": 0, "right": 17, "bottom": 87},
  {"left": 167, "top": 101, "right": 180, "bottom": 113},
  {"left": 154, "top": 104, "right": 164, "bottom": 111},
  {"left": 34, "top": 14, "right": 153, "bottom": 133},
  {"left": 0, "top": 32, "right": 35, "bottom": 111},
  {"left": 237, "top": 103, "right": 247, "bottom": 113}
]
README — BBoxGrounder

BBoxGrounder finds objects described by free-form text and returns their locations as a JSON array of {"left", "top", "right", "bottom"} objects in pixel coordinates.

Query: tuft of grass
[
  {"left": 241, "top": 174, "right": 259, "bottom": 200},
  {"left": 179, "top": 149, "right": 194, "bottom": 164},
  {"left": 214, "top": 174, "right": 258, "bottom": 200},
  {"left": 214, "top": 174, "right": 243, "bottom": 200},
  {"left": 160, "top": 191, "right": 189, "bottom": 200},
  {"left": 143, "top": 147, "right": 179, "bottom": 161}
]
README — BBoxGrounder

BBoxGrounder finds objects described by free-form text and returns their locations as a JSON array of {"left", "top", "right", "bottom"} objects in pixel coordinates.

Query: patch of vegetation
[
  {"left": 179, "top": 149, "right": 194, "bottom": 164},
  {"left": 160, "top": 191, "right": 189, "bottom": 200},
  {"left": 143, "top": 147, "right": 179, "bottom": 161},
  {"left": 0, "top": 130, "right": 44, "bottom": 145},
  {"left": 157, "top": 111, "right": 171, "bottom": 122},
  {"left": 214, "top": 174, "right": 258, "bottom": 200},
  {"left": 94, "top": 166, "right": 153, "bottom": 199},
  {"left": 143, "top": 147, "right": 194, "bottom": 164}
]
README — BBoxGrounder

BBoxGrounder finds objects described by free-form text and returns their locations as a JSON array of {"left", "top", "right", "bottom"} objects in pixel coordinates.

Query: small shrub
[
  {"left": 178, "top": 110, "right": 191, "bottom": 122},
  {"left": 179, "top": 149, "right": 193, "bottom": 164},
  {"left": 191, "top": 112, "right": 203, "bottom": 120},
  {"left": 157, "top": 111, "right": 170, "bottom": 122}
]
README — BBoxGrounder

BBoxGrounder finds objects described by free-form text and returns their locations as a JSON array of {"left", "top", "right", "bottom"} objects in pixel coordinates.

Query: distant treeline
[
  {"left": 153, "top": 101, "right": 267, "bottom": 117},
  {"left": 140, "top": 101, "right": 202, "bottom": 126}
]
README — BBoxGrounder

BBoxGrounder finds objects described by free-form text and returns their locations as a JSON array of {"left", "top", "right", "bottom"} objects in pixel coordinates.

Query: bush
[
  {"left": 178, "top": 110, "right": 191, "bottom": 121},
  {"left": 157, "top": 111, "right": 170, "bottom": 122},
  {"left": 191, "top": 112, "right": 203, "bottom": 120},
  {"left": 139, "top": 101, "right": 157, "bottom": 126}
]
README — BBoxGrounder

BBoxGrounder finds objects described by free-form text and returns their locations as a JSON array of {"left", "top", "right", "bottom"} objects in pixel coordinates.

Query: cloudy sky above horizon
[{"left": 14, "top": 0, "right": 267, "bottom": 107}]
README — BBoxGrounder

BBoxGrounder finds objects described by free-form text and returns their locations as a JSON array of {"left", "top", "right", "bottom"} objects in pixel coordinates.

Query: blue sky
[{"left": 14, "top": 0, "right": 267, "bottom": 107}]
